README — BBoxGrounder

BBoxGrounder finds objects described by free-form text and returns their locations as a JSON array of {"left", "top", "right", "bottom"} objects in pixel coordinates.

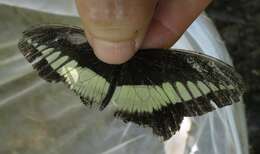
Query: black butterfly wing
[
  {"left": 18, "top": 25, "right": 245, "bottom": 141},
  {"left": 18, "top": 25, "right": 118, "bottom": 107},
  {"left": 112, "top": 48, "right": 245, "bottom": 140}
]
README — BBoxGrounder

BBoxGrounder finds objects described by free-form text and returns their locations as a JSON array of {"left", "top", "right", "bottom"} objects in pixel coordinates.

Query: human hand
[{"left": 75, "top": 0, "right": 212, "bottom": 64}]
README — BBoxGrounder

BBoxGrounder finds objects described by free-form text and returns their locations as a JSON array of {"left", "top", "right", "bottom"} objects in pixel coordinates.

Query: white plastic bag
[{"left": 0, "top": 1, "right": 248, "bottom": 154}]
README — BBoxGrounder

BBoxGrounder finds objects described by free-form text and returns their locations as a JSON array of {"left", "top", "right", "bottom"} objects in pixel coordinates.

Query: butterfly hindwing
[{"left": 18, "top": 25, "right": 246, "bottom": 141}]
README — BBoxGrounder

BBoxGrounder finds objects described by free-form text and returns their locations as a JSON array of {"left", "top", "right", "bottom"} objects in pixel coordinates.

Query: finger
[
  {"left": 75, "top": 0, "right": 158, "bottom": 64},
  {"left": 142, "top": 0, "right": 212, "bottom": 48}
]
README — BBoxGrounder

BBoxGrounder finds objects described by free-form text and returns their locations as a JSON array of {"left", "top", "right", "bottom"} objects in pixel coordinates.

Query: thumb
[{"left": 76, "top": 0, "right": 158, "bottom": 64}]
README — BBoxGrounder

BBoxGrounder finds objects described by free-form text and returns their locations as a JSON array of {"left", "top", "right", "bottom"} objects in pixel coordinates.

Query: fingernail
[{"left": 91, "top": 38, "right": 136, "bottom": 64}]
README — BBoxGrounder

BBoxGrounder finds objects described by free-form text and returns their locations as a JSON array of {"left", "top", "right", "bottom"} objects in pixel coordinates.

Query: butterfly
[{"left": 18, "top": 24, "right": 246, "bottom": 141}]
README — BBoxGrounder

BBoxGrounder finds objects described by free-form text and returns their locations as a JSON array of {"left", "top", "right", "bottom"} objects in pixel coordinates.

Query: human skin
[{"left": 75, "top": 0, "right": 212, "bottom": 64}]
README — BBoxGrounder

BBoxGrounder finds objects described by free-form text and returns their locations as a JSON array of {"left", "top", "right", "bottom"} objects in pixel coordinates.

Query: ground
[{"left": 207, "top": 1, "right": 260, "bottom": 153}]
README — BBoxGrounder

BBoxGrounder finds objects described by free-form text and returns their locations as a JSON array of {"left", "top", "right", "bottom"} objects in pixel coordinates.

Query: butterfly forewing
[
  {"left": 112, "top": 48, "right": 245, "bottom": 140},
  {"left": 18, "top": 25, "right": 114, "bottom": 107}
]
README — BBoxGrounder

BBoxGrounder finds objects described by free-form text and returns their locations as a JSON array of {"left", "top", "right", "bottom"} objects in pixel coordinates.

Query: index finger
[{"left": 142, "top": 0, "right": 212, "bottom": 48}]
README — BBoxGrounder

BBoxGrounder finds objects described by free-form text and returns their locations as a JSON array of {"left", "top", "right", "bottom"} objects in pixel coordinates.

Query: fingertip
[
  {"left": 75, "top": 0, "right": 158, "bottom": 64},
  {"left": 91, "top": 38, "right": 137, "bottom": 64},
  {"left": 141, "top": 18, "right": 180, "bottom": 49}
]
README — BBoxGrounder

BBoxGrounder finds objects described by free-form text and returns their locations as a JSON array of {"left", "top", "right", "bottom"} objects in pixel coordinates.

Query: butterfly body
[{"left": 18, "top": 25, "right": 245, "bottom": 141}]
